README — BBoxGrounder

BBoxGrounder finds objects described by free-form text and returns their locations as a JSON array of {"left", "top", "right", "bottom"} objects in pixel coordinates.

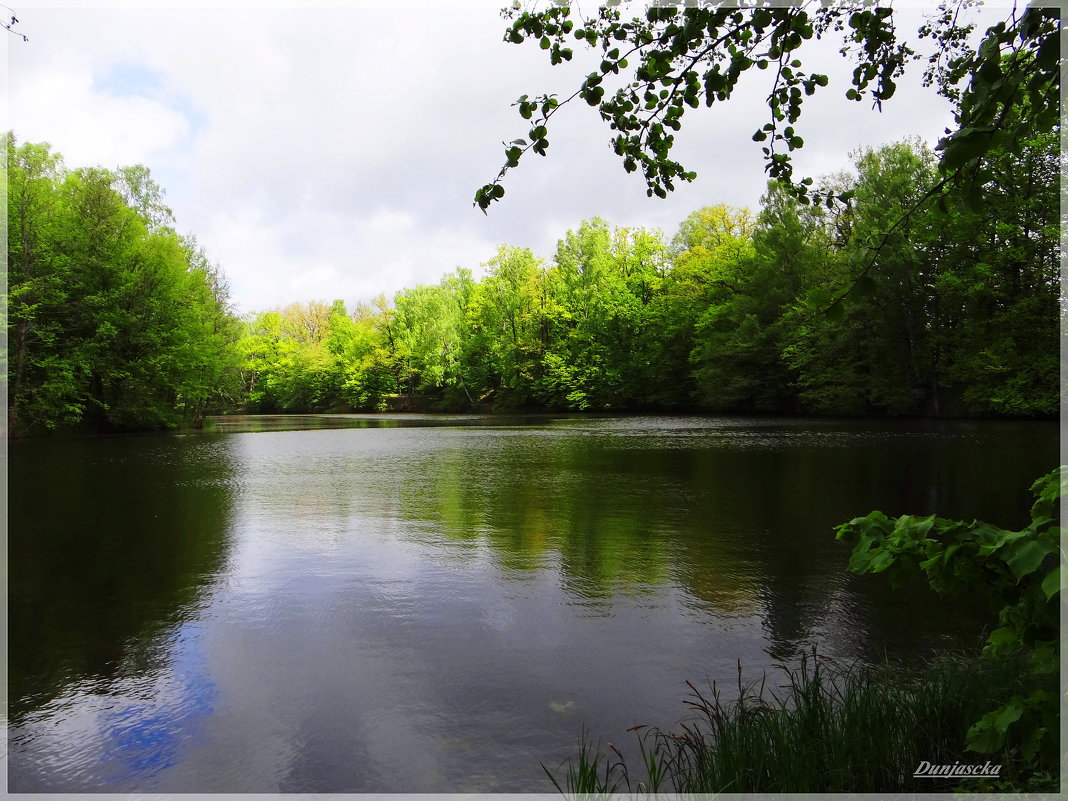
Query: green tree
[
  {"left": 687, "top": 193, "right": 824, "bottom": 412},
  {"left": 113, "top": 164, "right": 174, "bottom": 232},
  {"left": 172, "top": 238, "right": 243, "bottom": 422},
  {"left": 237, "top": 302, "right": 342, "bottom": 413},
  {"left": 333, "top": 297, "right": 400, "bottom": 410},
  {"left": 6, "top": 135, "right": 75, "bottom": 431},
  {"left": 607, "top": 225, "right": 671, "bottom": 406},
  {"left": 929, "top": 124, "right": 1060, "bottom": 416},
  {"left": 781, "top": 132, "right": 1059, "bottom": 418},
  {"left": 391, "top": 278, "right": 471, "bottom": 405},
  {"left": 785, "top": 141, "right": 941, "bottom": 415},
  {"left": 536, "top": 218, "right": 658, "bottom": 409},
  {"left": 470, "top": 247, "right": 544, "bottom": 405},
  {"left": 5, "top": 135, "right": 241, "bottom": 433}
]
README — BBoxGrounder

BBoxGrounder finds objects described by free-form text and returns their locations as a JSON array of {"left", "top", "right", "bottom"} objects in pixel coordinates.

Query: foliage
[
  {"left": 469, "top": 247, "right": 545, "bottom": 406},
  {"left": 234, "top": 130, "right": 1057, "bottom": 420},
  {"left": 5, "top": 134, "right": 242, "bottom": 435},
  {"left": 835, "top": 466, "right": 1063, "bottom": 768},
  {"left": 542, "top": 729, "right": 626, "bottom": 796},
  {"left": 475, "top": 1, "right": 1059, "bottom": 214},
  {"left": 239, "top": 303, "right": 345, "bottom": 413},
  {"left": 545, "top": 650, "right": 1057, "bottom": 793},
  {"left": 684, "top": 197, "right": 808, "bottom": 411}
]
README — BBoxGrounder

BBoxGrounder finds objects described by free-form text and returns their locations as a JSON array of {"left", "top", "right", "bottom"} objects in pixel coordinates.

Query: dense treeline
[
  {"left": 240, "top": 135, "right": 1058, "bottom": 418},
  {"left": 6, "top": 128, "right": 1056, "bottom": 433},
  {"left": 6, "top": 134, "right": 242, "bottom": 436}
]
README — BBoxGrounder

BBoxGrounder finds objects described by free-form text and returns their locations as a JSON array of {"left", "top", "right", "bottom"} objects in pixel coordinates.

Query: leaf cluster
[
  {"left": 475, "top": 1, "right": 1059, "bottom": 218},
  {"left": 835, "top": 467, "right": 1063, "bottom": 763},
  {"left": 933, "top": 5, "right": 1060, "bottom": 212}
]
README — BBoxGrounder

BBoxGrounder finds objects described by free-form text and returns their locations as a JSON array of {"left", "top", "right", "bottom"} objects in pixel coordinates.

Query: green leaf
[
  {"left": 985, "top": 625, "right": 1017, "bottom": 647},
  {"left": 991, "top": 702, "right": 1023, "bottom": 734},
  {"left": 474, "top": 185, "right": 495, "bottom": 211},
  {"left": 1035, "top": 34, "right": 1058, "bottom": 70},
  {"left": 1040, "top": 565, "right": 1060, "bottom": 600},
  {"left": 900, "top": 514, "right": 935, "bottom": 540},
  {"left": 919, "top": 554, "right": 941, "bottom": 571},
  {"left": 1028, "top": 467, "right": 1065, "bottom": 520},
  {"left": 1005, "top": 539, "right": 1055, "bottom": 581},
  {"left": 941, "top": 127, "right": 995, "bottom": 171},
  {"left": 978, "top": 35, "right": 1001, "bottom": 62},
  {"left": 958, "top": 188, "right": 985, "bottom": 215},
  {"left": 869, "top": 550, "right": 894, "bottom": 572},
  {"left": 1020, "top": 726, "right": 1047, "bottom": 762},
  {"left": 966, "top": 718, "right": 1002, "bottom": 753},
  {"left": 1028, "top": 644, "right": 1058, "bottom": 675}
]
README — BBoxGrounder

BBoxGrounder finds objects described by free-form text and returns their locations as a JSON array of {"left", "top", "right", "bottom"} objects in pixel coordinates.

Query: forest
[
  {"left": 240, "top": 131, "right": 1058, "bottom": 419},
  {"left": 5, "top": 124, "right": 1059, "bottom": 437},
  {"left": 6, "top": 133, "right": 242, "bottom": 435}
]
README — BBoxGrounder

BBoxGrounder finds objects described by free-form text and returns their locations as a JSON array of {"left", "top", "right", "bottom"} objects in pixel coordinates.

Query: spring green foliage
[
  {"left": 6, "top": 134, "right": 242, "bottom": 435},
  {"left": 475, "top": 1, "right": 1059, "bottom": 214},
  {"left": 239, "top": 133, "right": 1058, "bottom": 418},
  {"left": 836, "top": 466, "right": 1063, "bottom": 768},
  {"left": 545, "top": 651, "right": 1058, "bottom": 793}
]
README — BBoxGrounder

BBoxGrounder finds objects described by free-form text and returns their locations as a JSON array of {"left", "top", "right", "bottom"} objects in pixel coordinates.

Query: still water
[{"left": 8, "top": 414, "right": 1057, "bottom": 792}]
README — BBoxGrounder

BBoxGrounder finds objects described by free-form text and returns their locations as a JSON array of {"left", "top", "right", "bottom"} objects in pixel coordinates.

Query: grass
[{"left": 544, "top": 650, "right": 1059, "bottom": 794}]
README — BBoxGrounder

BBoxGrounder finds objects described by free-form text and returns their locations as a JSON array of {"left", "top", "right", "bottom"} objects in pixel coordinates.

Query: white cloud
[
  {"left": 9, "top": 67, "right": 191, "bottom": 169},
  {"left": 5, "top": 2, "right": 998, "bottom": 316}
]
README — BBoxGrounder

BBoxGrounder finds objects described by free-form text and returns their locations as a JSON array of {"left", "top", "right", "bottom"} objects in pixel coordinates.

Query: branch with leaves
[
  {"left": 475, "top": 0, "right": 1059, "bottom": 216},
  {"left": 836, "top": 466, "right": 1064, "bottom": 765}
]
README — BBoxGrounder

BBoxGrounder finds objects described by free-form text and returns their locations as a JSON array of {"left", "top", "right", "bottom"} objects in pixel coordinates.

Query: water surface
[{"left": 8, "top": 414, "right": 1057, "bottom": 792}]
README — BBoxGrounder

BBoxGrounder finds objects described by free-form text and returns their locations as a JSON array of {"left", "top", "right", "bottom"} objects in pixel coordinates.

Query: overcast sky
[{"left": 5, "top": 0, "right": 1002, "bottom": 315}]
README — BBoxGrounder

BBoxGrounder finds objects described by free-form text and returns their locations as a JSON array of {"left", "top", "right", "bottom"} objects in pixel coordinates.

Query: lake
[{"left": 7, "top": 413, "right": 1057, "bottom": 792}]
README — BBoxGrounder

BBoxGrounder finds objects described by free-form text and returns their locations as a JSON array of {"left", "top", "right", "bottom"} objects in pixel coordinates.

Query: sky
[{"left": 4, "top": 0, "right": 1003, "bottom": 315}]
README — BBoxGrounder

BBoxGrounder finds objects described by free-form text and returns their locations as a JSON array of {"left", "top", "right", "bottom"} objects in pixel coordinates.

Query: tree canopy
[
  {"left": 9, "top": 119, "right": 1057, "bottom": 434},
  {"left": 235, "top": 133, "right": 1058, "bottom": 419},
  {"left": 474, "top": 1, "right": 1059, "bottom": 213},
  {"left": 5, "top": 134, "right": 242, "bottom": 435}
]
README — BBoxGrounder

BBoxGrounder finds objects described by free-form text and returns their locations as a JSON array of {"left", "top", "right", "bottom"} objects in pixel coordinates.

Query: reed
[{"left": 545, "top": 650, "right": 1057, "bottom": 794}]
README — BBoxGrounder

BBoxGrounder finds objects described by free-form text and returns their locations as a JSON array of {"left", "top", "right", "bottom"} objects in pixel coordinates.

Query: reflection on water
[
  {"left": 8, "top": 415, "right": 1057, "bottom": 792},
  {"left": 204, "top": 411, "right": 576, "bottom": 434},
  {"left": 9, "top": 435, "right": 236, "bottom": 790}
]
